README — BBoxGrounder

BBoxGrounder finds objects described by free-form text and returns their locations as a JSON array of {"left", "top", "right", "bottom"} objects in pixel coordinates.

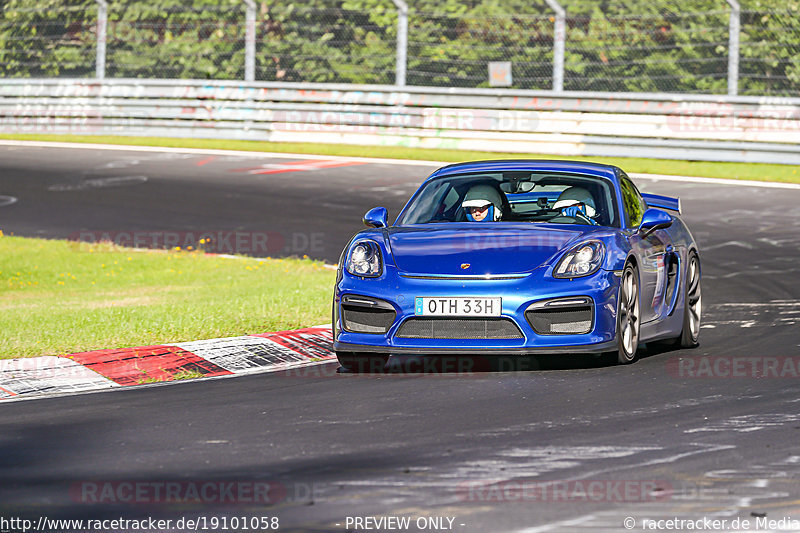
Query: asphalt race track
[{"left": 1, "top": 144, "right": 800, "bottom": 532}]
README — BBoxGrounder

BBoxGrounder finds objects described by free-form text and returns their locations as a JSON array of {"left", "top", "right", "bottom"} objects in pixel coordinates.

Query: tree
[
  {"left": 0, "top": 0, "right": 96, "bottom": 78},
  {"left": 0, "top": 0, "right": 797, "bottom": 96},
  {"left": 106, "top": 0, "right": 247, "bottom": 79}
]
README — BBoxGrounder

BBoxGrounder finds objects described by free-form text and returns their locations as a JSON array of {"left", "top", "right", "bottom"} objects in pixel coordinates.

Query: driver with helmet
[{"left": 461, "top": 184, "right": 503, "bottom": 222}]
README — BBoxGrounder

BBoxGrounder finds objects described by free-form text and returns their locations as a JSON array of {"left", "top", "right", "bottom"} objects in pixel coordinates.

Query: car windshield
[{"left": 398, "top": 171, "right": 620, "bottom": 228}]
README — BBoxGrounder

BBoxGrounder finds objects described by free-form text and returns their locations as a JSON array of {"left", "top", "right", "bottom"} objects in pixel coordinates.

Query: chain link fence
[
  {"left": 256, "top": 3, "right": 396, "bottom": 84},
  {"left": 739, "top": 7, "right": 800, "bottom": 95},
  {"left": 0, "top": 2, "right": 98, "bottom": 78},
  {"left": 564, "top": 6, "right": 731, "bottom": 93},
  {"left": 1, "top": 0, "right": 798, "bottom": 95},
  {"left": 407, "top": 8, "right": 555, "bottom": 89},
  {"left": 104, "top": 2, "right": 248, "bottom": 80}
]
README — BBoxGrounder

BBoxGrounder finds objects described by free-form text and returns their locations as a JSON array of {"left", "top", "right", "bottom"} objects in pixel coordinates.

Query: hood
[{"left": 388, "top": 223, "right": 586, "bottom": 276}]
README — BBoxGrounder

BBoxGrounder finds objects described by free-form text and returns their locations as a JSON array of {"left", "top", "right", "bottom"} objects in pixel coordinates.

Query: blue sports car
[{"left": 332, "top": 160, "right": 701, "bottom": 371}]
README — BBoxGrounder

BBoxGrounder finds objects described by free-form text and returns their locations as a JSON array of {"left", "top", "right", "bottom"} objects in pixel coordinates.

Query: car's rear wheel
[
  {"left": 615, "top": 262, "right": 641, "bottom": 364},
  {"left": 677, "top": 252, "right": 702, "bottom": 348},
  {"left": 336, "top": 352, "right": 388, "bottom": 373}
]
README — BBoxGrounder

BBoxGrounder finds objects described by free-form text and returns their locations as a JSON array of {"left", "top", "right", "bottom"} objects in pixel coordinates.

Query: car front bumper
[{"left": 333, "top": 265, "right": 621, "bottom": 356}]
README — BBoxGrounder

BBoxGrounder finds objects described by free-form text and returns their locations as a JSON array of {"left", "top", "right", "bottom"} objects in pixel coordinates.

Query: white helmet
[
  {"left": 553, "top": 186, "right": 597, "bottom": 218},
  {"left": 462, "top": 184, "right": 503, "bottom": 221}
]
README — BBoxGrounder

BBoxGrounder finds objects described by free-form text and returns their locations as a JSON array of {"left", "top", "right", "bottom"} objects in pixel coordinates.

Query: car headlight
[
  {"left": 554, "top": 241, "right": 605, "bottom": 278},
  {"left": 346, "top": 240, "right": 383, "bottom": 277}
]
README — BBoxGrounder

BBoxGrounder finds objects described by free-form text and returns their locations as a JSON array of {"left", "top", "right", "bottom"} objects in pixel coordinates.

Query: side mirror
[
  {"left": 363, "top": 206, "right": 388, "bottom": 228},
  {"left": 638, "top": 208, "right": 672, "bottom": 237}
]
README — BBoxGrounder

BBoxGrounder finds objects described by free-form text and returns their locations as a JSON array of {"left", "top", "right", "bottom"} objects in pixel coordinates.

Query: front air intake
[
  {"left": 526, "top": 297, "right": 594, "bottom": 335},
  {"left": 396, "top": 318, "right": 523, "bottom": 339},
  {"left": 340, "top": 295, "right": 396, "bottom": 334}
]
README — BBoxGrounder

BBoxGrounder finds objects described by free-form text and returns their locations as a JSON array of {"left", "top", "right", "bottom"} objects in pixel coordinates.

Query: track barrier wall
[{"left": 1, "top": 79, "right": 799, "bottom": 164}]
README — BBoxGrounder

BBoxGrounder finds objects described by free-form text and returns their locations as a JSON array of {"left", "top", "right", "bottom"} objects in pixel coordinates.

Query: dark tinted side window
[{"left": 620, "top": 177, "right": 647, "bottom": 227}]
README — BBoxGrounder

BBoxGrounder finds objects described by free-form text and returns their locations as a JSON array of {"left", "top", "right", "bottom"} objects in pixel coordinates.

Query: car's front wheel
[
  {"left": 615, "top": 262, "right": 641, "bottom": 364},
  {"left": 336, "top": 352, "right": 388, "bottom": 373}
]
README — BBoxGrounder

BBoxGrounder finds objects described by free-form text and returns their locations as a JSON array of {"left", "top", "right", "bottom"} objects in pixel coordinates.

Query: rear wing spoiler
[{"left": 642, "top": 193, "right": 681, "bottom": 214}]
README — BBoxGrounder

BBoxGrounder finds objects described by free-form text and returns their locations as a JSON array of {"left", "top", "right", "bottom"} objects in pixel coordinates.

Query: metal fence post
[
  {"left": 726, "top": 0, "right": 740, "bottom": 96},
  {"left": 544, "top": 0, "right": 566, "bottom": 92},
  {"left": 242, "top": 0, "right": 257, "bottom": 82},
  {"left": 391, "top": 0, "right": 408, "bottom": 87},
  {"left": 96, "top": 0, "right": 108, "bottom": 79}
]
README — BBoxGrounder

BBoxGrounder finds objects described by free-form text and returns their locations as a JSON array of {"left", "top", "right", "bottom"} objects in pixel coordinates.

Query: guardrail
[{"left": 2, "top": 79, "right": 799, "bottom": 165}]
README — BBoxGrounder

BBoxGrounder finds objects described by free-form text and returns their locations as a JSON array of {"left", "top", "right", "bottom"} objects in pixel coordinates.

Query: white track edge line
[
  {"left": 629, "top": 171, "right": 800, "bottom": 190},
  {"left": 0, "top": 139, "right": 442, "bottom": 166}
]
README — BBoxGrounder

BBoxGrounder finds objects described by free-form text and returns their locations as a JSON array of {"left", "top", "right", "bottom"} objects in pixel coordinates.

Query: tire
[
  {"left": 336, "top": 352, "right": 388, "bottom": 373},
  {"left": 677, "top": 252, "right": 702, "bottom": 348},
  {"left": 615, "top": 262, "right": 641, "bottom": 364}
]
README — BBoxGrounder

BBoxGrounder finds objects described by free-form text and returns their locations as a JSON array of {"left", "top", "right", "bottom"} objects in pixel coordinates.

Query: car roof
[{"left": 427, "top": 159, "right": 621, "bottom": 182}]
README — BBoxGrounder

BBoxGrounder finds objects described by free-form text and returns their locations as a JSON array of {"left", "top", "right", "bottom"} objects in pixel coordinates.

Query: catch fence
[{"left": 1, "top": 1, "right": 799, "bottom": 96}]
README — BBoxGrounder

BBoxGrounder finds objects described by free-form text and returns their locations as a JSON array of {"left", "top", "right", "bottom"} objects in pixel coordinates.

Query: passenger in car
[{"left": 553, "top": 186, "right": 599, "bottom": 225}]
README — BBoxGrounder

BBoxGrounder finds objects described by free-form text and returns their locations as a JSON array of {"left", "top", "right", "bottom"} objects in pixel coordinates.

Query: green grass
[
  {"left": 0, "top": 235, "right": 335, "bottom": 359},
  {"left": 2, "top": 133, "right": 799, "bottom": 184}
]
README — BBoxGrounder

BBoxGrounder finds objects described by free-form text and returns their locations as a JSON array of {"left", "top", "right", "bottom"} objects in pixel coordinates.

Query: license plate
[{"left": 415, "top": 297, "right": 501, "bottom": 317}]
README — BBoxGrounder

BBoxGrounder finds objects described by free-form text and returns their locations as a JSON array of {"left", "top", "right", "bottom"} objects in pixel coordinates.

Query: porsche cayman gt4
[{"left": 332, "top": 160, "right": 701, "bottom": 370}]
